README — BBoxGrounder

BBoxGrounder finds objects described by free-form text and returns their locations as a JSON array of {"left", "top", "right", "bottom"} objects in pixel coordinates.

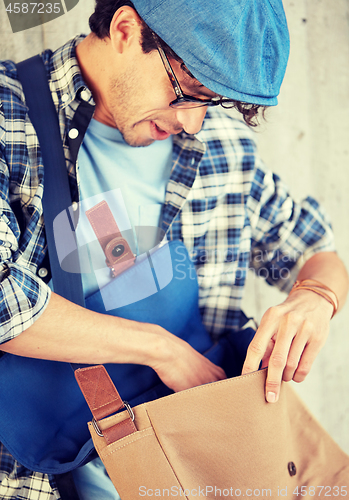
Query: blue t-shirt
[{"left": 76, "top": 118, "right": 173, "bottom": 297}]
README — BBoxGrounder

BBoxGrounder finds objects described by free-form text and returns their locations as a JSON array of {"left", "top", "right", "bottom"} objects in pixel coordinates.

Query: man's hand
[
  {"left": 150, "top": 331, "right": 227, "bottom": 392},
  {"left": 241, "top": 288, "right": 333, "bottom": 403}
]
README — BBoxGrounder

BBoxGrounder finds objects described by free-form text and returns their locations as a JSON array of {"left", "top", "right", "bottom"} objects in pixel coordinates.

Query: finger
[
  {"left": 265, "top": 317, "right": 298, "bottom": 403},
  {"left": 197, "top": 365, "right": 226, "bottom": 386},
  {"left": 210, "top": 364, "right": 227, "bottom": 381},
  {"left": 242, "top": 308, "right": 279, "bottom": 375},
  {"left": 260, "top": 338, "right": 275, "bottom": 369},
  {"left": 203, "top": 355, "right": 226, "bottom": 375},
  {"left": 201, "top": 357, "right": 227, "bottom": 382},
  {"left": 293, "top": 338, "right": 323, "bottom": 383},
  {"left": 282, "top": 325, "right": 311, "bottom": 382}
]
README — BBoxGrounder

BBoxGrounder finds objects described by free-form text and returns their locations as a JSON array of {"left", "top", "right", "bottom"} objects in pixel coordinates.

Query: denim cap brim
[{"left": 132, "top": 0, "right": 290, "bottom": 106}]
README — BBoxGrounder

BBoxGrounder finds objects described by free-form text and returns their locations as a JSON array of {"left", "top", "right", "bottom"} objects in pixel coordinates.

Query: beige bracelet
[{"left": 289, "top": 279, "right": 339, "bottom": 319}]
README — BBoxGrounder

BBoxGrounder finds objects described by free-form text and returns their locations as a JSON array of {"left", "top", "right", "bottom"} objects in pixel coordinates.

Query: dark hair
[
  {"left": 89, "top": 0, "right": 181, "bottom": 60},
  {"left": 89, "top": 0, "right": 134, "bottom": 39},
  {"left": 89, "top": 0, "right": 266, "bottom": 127}
]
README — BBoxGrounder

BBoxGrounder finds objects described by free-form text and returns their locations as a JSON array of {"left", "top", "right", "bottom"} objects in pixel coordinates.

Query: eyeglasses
[{"left": 155, "top": 41, "right": 236, "bottom": 110}]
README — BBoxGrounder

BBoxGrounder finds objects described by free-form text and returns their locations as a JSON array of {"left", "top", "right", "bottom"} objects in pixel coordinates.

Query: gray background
[{"left": 1, "top": 0, "right": 349, "bottom": 453}]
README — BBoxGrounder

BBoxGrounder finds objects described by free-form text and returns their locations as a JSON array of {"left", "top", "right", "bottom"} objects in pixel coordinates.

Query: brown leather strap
[
  {"left": 86, "top": 200, "right": 135, "bottom": 277},
  {"left": 75, "top": 365, "right": 137, "bottom": 443},
  {"left": 290, "top": 279, "right": 338, "bottom": 318}
]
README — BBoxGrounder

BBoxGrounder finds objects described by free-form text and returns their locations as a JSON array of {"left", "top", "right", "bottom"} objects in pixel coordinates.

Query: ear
[{"left": 109, "top": 6, "right": 142, "bottom": 54}]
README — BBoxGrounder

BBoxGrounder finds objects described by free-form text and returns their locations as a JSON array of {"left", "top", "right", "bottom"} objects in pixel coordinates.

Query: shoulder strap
[
  {"left": 16, "top": 55, "right": 85, "bottom": 496},
  {"left": 16, "top": 55, "right": 85, "bottom": 307}
]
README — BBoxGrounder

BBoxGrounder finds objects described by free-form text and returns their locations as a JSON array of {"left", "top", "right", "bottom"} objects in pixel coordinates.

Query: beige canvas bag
[{"left": 75, "top": 365, "right": 349, "bottom": 499}]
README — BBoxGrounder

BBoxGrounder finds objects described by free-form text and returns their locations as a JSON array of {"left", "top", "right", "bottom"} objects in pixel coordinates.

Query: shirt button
[
  {"left": 72, "top": 201, "right": 78, "bottom": 212},
  {"left": 68, "top": 128, "right": 79, "bottom": 140},
  {"left": 80, "top": 89, "right": 89, "bottom": 101},
  {"left": 61, "top": 93, "right": 69, "bottom": 103},
  {"left": 38, "top": 267, "right": 48, "bottom": 278}
]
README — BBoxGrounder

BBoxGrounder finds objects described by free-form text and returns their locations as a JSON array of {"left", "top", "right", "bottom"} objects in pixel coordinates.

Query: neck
[{"left": 75, "top": 34, "right": 117, "bottom": 127}]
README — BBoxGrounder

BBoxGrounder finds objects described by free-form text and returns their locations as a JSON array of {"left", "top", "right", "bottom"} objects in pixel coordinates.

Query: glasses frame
[{"left": 155, "top": 39, "right": 236, "bottom": 109}]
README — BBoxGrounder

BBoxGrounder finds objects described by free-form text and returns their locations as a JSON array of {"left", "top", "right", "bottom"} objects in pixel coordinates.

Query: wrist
[
  {"left": 113, "top": 316, "right": 171, "bottom": 368},
  {"left": 288, "top": 287, "right": 334, "bottom": 318},
  {"left": 289, "top": 279, "right": 338, "bottom": 319}
]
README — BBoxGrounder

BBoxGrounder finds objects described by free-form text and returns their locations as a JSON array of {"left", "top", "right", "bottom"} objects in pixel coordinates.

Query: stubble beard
[
  {"left": 107, "top": 74, "right": 156, "bottom": 148},
  {"left": 107, "top": 74, "right": 183, "bottom": 148},
  {"left": 112, "top": 109, "right": 155, "bottom": 147}
]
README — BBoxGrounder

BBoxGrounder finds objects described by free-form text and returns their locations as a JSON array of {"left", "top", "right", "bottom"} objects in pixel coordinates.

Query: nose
[{"left": 175, "top": 106, "right": 207, "bottom": 135}]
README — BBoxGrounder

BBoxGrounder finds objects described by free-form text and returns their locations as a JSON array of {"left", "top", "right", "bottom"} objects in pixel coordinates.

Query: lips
[{"left": 149, "top": 121, "right": 172, "bottom": 141}]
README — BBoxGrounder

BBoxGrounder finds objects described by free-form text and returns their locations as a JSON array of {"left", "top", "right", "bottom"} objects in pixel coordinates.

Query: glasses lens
[
  {"left": 170, "top": 100, "right": 210, "bottom": 109},
  {"left": 220, "top": 100, "right": 235, "bottom": 109}
]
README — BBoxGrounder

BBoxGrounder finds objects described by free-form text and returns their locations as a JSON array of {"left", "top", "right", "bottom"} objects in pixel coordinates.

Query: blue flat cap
[{"left": 132, "top": 0, "right": 290, "bottom": 106}]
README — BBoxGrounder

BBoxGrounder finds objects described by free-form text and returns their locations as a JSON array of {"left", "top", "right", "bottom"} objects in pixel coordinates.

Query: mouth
[{"left": 149, "top": 121, "right": 179, "bottom": 141}]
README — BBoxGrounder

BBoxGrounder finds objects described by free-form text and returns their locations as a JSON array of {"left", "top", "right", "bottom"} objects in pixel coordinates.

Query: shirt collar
[
  {"left": 47, "top": 35, "right": 95, "bottom": 110},
  {"left": 173, "top": 130, "right": 206, "bottom": 157}
]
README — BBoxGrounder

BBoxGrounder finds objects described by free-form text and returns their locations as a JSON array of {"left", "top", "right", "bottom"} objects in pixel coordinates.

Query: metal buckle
[
  {"left": 92, "top": 417, "right": 104, "bottom": 437},
  {"left": 123, "top": 401, "right": 135, "bottom": 422},
  {"left": 92, "top": 400, "right": 135, "bottom": 438}
]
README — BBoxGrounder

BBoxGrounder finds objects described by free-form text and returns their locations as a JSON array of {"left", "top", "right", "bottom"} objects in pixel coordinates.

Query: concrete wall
[{"left": 1, "top": 0, "right": 349, "bottom": 454}]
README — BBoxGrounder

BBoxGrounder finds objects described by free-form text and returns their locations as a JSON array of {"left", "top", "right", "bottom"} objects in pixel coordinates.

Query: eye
[{"left": 180, "top": 62, "right": 196, "bottom": 80}]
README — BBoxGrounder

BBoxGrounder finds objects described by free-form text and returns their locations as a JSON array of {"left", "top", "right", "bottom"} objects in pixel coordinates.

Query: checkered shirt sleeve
[
  {"left": 247, "top": 160, "right": 335, "bottom": 292},
  {"left": 0, "top": 443, "right": 60, "bottom": 500},
  {"left": 175, "top": 110, "right": 336, "bottom": 335},
  {"left": 0, "top": 36, "right": 92, "bottom": 345},
  {"left": 0, "top": 34, "right": 91, "bottom": 346},
  {"left": 0, "top": 60, "right": 51, "bottom": 344}
]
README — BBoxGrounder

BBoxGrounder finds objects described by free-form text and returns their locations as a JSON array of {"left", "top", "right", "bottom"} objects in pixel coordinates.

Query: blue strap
[{"left": 16, "top": 55, "right": 85, "bottom": 307}]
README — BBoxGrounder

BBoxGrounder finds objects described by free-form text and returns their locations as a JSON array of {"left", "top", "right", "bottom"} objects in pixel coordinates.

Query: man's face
[{"left": 97, "top": 45, "right": 216, "bottom": 147}]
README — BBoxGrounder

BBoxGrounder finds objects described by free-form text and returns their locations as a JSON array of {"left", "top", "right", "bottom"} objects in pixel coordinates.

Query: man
[{"left": 0, "top": 0, "right": 348, "bottom": 498}]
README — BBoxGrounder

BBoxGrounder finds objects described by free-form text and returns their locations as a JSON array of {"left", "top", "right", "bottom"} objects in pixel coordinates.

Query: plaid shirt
[{"left": 0, "top": 36, "right": 335, "bottom": 498}]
